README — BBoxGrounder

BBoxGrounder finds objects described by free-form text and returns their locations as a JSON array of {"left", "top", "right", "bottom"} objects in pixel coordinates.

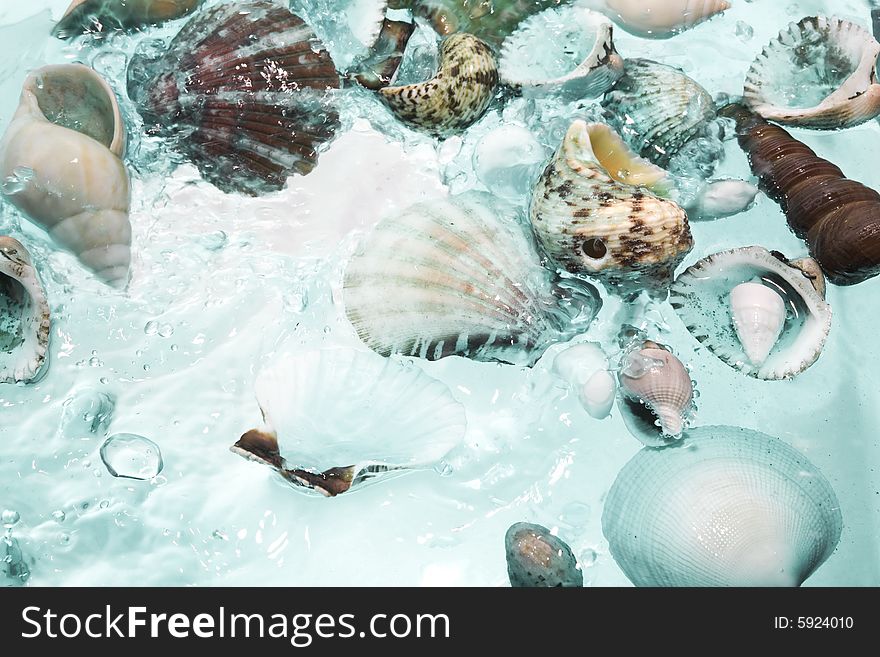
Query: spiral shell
[
  {"left": 592, "top": 0, "right": 730, "bottom": 38},
  {"left": 729, "top": 282, "right": 785, "bottom": 367},
  {"left": 602, "top": 425, "right": 843, "bottom": 587},
  {"left": 505, "top": 522, "right": 582, "bottom": 587},
  {"left": 53, "top": 0, "right": 203, "bottom": 38}
]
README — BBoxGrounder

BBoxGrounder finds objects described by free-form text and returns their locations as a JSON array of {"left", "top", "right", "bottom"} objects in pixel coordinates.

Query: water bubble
[
  {"left": 735, "top": 20, "right": 753, "bottom": 42},
  {"left": 59, "top": 533, "right": 70, "bottom": 546},
  {"left": 51, "top": 510, "right": 66, "bottom": 523},
  {"left": 1, "top": 166, "right": 34, "bottom": 195},
  {"left": 100, "top": 433, "right": 164, "bottom": 480},
  {"left": 1, "top": 510, "right": 20, "bottom": 529},
  {"left": 559, "top": 501, "right": 591, "bottom": 528},
  {"left": 433, "top": 461, "right": 454, "bottom": 477},
  {"left": 199, "top": 230, "right": 228, "bottom": 251},
  {"left": 99, "top": 500, "right": 110, "bottom": 509},
  {"left": 144, "top": 320, "right": 159, "bottom": 335},
  {"left": 59, "top": 388, "right": 116, "bottom": 437},
  {"left": 579, "top": 548, "right": 598, "bottom": 568},
  {"left": 158, "top": 324, "right": 174, "bottom": 338}
]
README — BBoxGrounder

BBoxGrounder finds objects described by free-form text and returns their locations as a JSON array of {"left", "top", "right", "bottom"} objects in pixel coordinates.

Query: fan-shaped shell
[
  {"left": 127, "top": 0, "right": 340, "bottom": 196},
  {"left": 602, "top": 59, "right": 716, "bottom": 168},
  {"left": 505, "top": 522, "right": 583, "bottom": 587},
  {"left": 232, "top": 348, "right": 467, "bottom": 496},
  {"left": 670, "top": 246, "right": 832, "bottom": 380},
  {"left": 597, "top": 0, "right": 730, "bottom": 38},
  {"left": 499, "top": 5, "right": 623, "bottom": 99},
  {"left": 529, "top": 120, "right": 693, "bottom": 297},
  {"left": 53, "top": 0, "right": 203, "bottom": 38},
  {"left": 602, "top": 425, "right": 843, "bottom": 587},
  {"left": 744, "top": 16, "right": 880, "bottom": 130},
  {"left": 344, "top": 191, "right": 602, "bottom": 367},
  {"left": 0, "top": 237, "right": 50, "bottom": 384}
]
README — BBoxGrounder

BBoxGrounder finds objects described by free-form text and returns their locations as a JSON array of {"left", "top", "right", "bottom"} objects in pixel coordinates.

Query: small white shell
[
  {"left": 744, "top": 16, "right": 880, "bottom": 129},
  {"left": 730, "top": 282, "right": 786, "bottom": 367},
  {"left": 499, "top": 5, "right": 624, "bottom": 99},
  {"left": 596, "top": 0, "right": 730, "bottom": 38},
  {"left": 686, "top": 179, "right": 759, "bottom": 220},
  {"left": 553, "top": 342, "right": 616, "bottom": 419},
  {"left": 602, "top": 425, "right": 843, "bottom": 587}
]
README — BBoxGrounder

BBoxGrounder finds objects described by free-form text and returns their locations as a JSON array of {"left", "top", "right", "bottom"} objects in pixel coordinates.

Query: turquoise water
[{"left": 0, "top": 0, "right": 878, "bottom": 586}]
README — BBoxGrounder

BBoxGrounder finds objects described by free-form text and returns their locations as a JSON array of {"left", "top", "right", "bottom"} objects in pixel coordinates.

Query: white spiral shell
[{"left": 729, "top": 282, "right": 786, "bottom": 367}]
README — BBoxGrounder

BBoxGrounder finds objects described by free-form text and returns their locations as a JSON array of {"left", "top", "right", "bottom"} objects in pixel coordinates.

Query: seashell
[
  {"left": 721, "top": 103, "right": 880, "bottom": 285},
  {"left": 232, "top": 348, "right": 467, "bottom": 496},
  {"left": 617, "top": 340, "right": 694, "bottom": 446},
  {"left": 351, "top": 19, "right": 416, "bottom": 90},
  {"left": 379, "top": 33, "right": 498, "bottom": 136},
  {"left": 602, "top": 425, "right": 843, "bottom": 587},
  {"left": 601, "top": 59, "right": 716, "bottom": 168},
  {"left": 585, "top": 0, "right": 730, "bottom": 38},
  {"left": 743, "top": 17, "right": 880, "bottom": 130},
  {"left": 729, "top": 282, "right": 785, "bottom": 368},
  {"left": 0, "top": 237, "right": 50, "bottom": 384},
  {"left": 686, "top": 179, "right": 759, "bottom": 220},
  {"left": 670, "top": 246, "right": 832, "bottom": 380},
  {"left": 529, "top": 120, "right": 693, "bottom": 297},
  {"left": 552, "top": 342, "right": 616, "bottom": 419},
  {"left": 127, "top": 0, "right": 341, "bottom": 196},
  {"left": 343, "top": 191, "right": 602, "bottom": 367},
  {"left": 499, "top": 5, "right": 624, "bottom": 99},
  {"left": 0, "top": 64, "right": 131, "bottom": 286},
  {"left": 53, "top": 0, "right": 203, "bottom": 38},
  {"left": 505, "top": 522, "right": 582, "bottom": 587}
]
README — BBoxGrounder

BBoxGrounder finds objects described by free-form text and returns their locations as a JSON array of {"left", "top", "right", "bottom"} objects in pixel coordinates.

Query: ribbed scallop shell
[
  {"left": 499, "top": 5, "right": 623, "bottom": 99},
  {"left": 0, "top": 237, "right": 50, "bottom": 384},
  {"left": 744, "top": 16, "right": 880, "bottom": 129},
  {"left": 602, "top": 425, "right": 843, "bottom": 587},
  {"left": 670, "top": 246, "right": 832, "bottom": 380},
  {"left": 343, "top": 191, "right": 602, "bottom": 367},
  {"left": 598, "top": 0, "right": 730, "bottom": 38},
  {"left": 602, "top": 59, "right": 716, "bottom": 168},
  {"left": 729, "top": 282, "right": 786, "bottom": 367},
  {"left": 53, "top": 0, "right": 203, "bottom": 38},
  {"left": 529, "top": 120, "right": 693, "bottom": 297},
  {"left": 379, "top": 32, "right": 498, "bottom": 136},
  {"left": 232, "top": 348, "right": 467, "bottom": 496},
  {"left": 127, "top": 0, "right": 340, "bottom": 196},
  {"left": 505, "top": 522, "right": 583, "bottom": 587}
]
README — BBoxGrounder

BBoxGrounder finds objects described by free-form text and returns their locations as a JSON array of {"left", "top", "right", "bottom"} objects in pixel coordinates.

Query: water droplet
[
  {"left": 100, "top": 433, "right": 164, "bottom": 480},
  {"left": 59, "top": 389, "right": 115, "bottom": 436},
  {"left": 144, "top": 320, "right": 159, "bottom": 335},
  {"left": 735, "top": 20, "right": 753, "bottom": 42},
  {"left": 1, "top": 510, "right": 20, "bottom": 529},
  {"left": 158, "top": 324, "right": 174, "bottom": 338},
  {"left": 1, "top": 535, "right": 29, "bottom": 585},
  {"left": 88, "top": 356, "right": 103, "bottom": 367},
  {"left": 200, "top": 230, "right": 228, "bottom": 251},
  {"left": 99, "top": 500, "right": 110, "bottom": 509},
  {"left": 433, "top": 461, "right": 454, "bottom": 477},
  {"left": 212, "top": 530, "right": 228, "bottom": 541},
  {"left": 59, "top": 533, "right": 70, "bottom": 545},
  {"left": 580, "top": 548, "right": 598, "bottom": 568},
  {"left": 51, "top": 510, "right": 66, "bottom": 523}
]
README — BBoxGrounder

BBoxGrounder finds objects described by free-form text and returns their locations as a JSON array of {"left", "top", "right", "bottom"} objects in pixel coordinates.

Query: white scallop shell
[
  {"left": 499, "top": 5, "right": 624, "bottom": 99},
  {"left": 589, "top": 0, "right": 730, "bottom": 38},
  {"left": 744, "top": 16, "right": 880, "bottom": 129},
  {"left": 602, "top": 425, "right": 843, "bottom": 587},
  {"left": 0, "top": 237, "right": 50, "bottom": 384},
  {"left": 553, "top": 342, "right": 616, "bottom": 419},
  {"left": 730, "top": 281, "right": 785, "bottom": 367},
  {"left": 669, "top": 246, "right": 832, "bottom": 380},
  {"left": 344, "top": 191, "right": 602, "bottom": 367}
]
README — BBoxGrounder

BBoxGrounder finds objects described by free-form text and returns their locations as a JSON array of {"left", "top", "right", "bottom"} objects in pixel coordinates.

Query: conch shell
[
  {"left": 53, "top": 0, "right": 203, "bottom": 37},
  {"left": 584, "top": 0, "right": 731, "bottom": 38}
]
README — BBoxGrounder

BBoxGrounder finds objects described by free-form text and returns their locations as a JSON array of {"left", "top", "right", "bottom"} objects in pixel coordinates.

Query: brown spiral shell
[{"left": 722, "top": 103, "right": 880, "bottom": 286}]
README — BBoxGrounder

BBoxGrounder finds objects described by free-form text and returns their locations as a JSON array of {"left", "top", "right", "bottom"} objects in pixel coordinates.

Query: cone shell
[
  {"left": 128, "top": 0, "right": 340, "bottom": 196},
  {"left": 499, "top": 5, "right": 624, "bottom": 99},
  {"left": 53, "top": 0, "right": 203, "bottom": 37},
  {"left": 0, "top": 238, "right": 50, "bottom": 384},
  {"left": 379, "top": 33, "right": 498, "bottom": 136},
  {"left": 670, "top": 246, "right": 832, "bottom": 380},
  {"left": 602, "top": 59, "right": 716, "bottom": 168},
  {"left": 602, "top": 425, "right": 843, "bottom": 587},
  {"left": 343, "top": 191, "right": 602, "bottom": 367},
  {"left": 744, "top": 17, "right": 880, "bottom": 130},
  {"left": 505, "top": 522, "right": 583, "bottom": 587},
  {"left": 729, "top": 282, "right": 785, "bottom": 367},
  {"left": 232, "top": 348, "right": 466, "bottom": 496},
  {"left": 529, "top": 120, "right": 693, "bottom": 296}
]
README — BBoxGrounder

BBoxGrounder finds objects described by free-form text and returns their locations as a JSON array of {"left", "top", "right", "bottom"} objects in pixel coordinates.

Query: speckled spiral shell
[
  {"left": 127, "top": 0, "right": 340, "bottom": 196},
  {"left": 602, "top": 426, "right": 843, "bottom": 587},
  {"left": 722, "top": 103, "right": 880, "bottom": 285},
  {"left": 343, "top": 192, "right": 601, "bottom": 367},
  {"left": 744, "top": 16, "right": 880, "bottom": 130},
  {"left": 602, "top": 58, "right": 716, "bottom": 168},
  {"left": 505, "top": 522, "right": 582, "bottom": 587},
  {"left": 529, "top": 120, "right": 693, "bottom": 297},
  {"left": 0, "top": 237, "right": 50, "bottom": 384},
  {"left": 379, "top": 33, "right": 498, "bottom": 136},
  {"left": 53, "top": 0, "right": 203, "bottom": 37}
]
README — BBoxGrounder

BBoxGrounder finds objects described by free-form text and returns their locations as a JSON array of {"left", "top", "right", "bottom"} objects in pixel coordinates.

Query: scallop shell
[
  {"left": 232, "top": 348, "right": 467, "bottom": 496},
  {"left": 53, "top": 0, "right": 203, "bottom": 38},
  {"left": 499, "top": 5, "right": 624, "bottom": 99},
  {"left": 127, "top": 0, "right": 340, "bottom": 196},
  {"left": 343, "top": 191, "right": 602, "bottom": 367},
  {"left": 505, "top": 522, "right": 583, "bottom": 587},
  {"left": 379, "top": 32, "right": 498, "bottom": 136},
  {"left": 529, "top": 120, "right": 693, "bottom": 297},
  {"left": 0, "top": 237, "right": 50, "bottom": 384},
  {"left": 602, "top": 59, "right": 716, "bottom": 168},
  {"left": 602, "top": 425, "right": 843, "bottom": 587},
  {"left": 744, "top": 17, "right": 880, "bottom": 129},
  {"left": 552, "top": 342, "right": 616, "bottom": 420},
  {"left": 729, "top": 282, "right": 785, "bottom": 367},
  {"left": 594, "top": 0, "right": 730, "bottom": 38},
  {"left": 669, "top": 246, "right": 832, "bottom": 380}
]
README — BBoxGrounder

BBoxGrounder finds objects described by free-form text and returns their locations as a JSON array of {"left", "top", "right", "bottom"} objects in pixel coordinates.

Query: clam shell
[
  {"left": 53, "top": 0, "right": 203, "bottom": 38},
  {"left": 598, "top": 0, "right": 730, "bottom": 38},
  {"left": 379, "top": 33, "right": 498, "bottom": 136},
  {"left": 552, "top": 342, "right": 616, "bottom": 419},
  {"left": 505, "top": 522, "right": 583, "bottom": 587},
  {"left": 344, "top": 191, "right": 602, "bottom": 367},
  {"left": 232, "top": 348, "right": 466, "bottom": 496},
  {"left": 729, "top": 281, "right": 785, "bottom": 367},
  {"left": 744, "top": 16, "right": 880, "bottom": 129},
  {"left": 602, "top": 58, "right": 716, "bottom": 168},
  {"left": 602, "top": 425, "right": 843, "bottom": 587},
  {"left": 529, "top": 120, "right": 693, "bottom": 297},
  {"left": 499, "top": 5, "right": 624, "bottom": 99},
  {"left": 127, "top": 0, "right": 340, "bottom": 196},
  {"left": 669, "top": 246, "right": 832, "bottom": 380},
  {"left": 0, "top": 237, "right": 50, "bottom": 384}
]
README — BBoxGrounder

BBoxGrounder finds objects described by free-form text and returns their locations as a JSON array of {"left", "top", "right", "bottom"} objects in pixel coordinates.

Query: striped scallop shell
[
  {"left": 529, "top": 120, "right": 693, "bottom": 297},
  {"left": 602, "top": 425, "right": 843, "bottom": 587},
  {"left": 343, "top": 192, "right": 602, "bottom": 367},
  {"left": 744, "top": 16, "right": 880, "bottom": 129}
]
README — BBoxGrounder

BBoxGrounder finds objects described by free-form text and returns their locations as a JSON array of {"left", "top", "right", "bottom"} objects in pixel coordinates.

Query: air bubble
[{"left": 100, "top": 434, "right": 164, "bottom": 480}]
